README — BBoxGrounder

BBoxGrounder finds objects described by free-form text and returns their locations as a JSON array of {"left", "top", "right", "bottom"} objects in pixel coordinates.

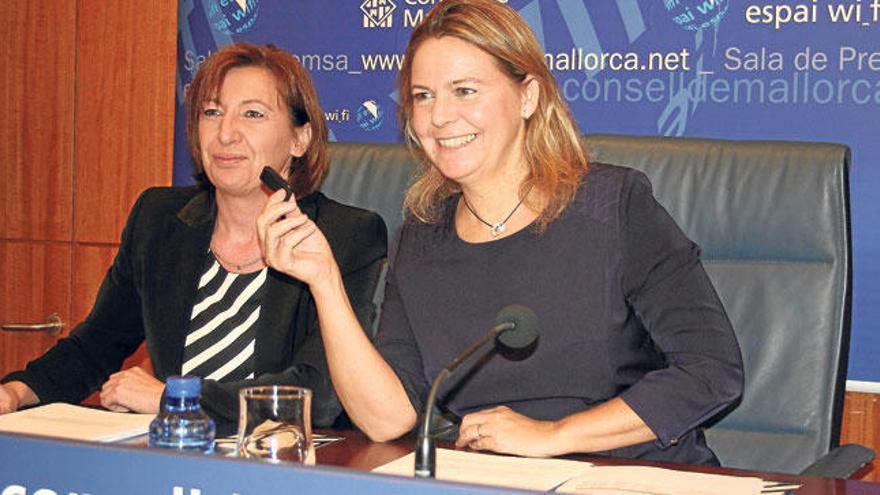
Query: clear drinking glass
[{"left": 237, "top": 386, "right": 315, "bottom": 464}]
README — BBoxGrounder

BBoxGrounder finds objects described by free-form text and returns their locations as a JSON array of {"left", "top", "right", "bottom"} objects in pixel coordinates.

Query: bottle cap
[{"left": 165, "top": 375, "right": 201, "bottom": 399}]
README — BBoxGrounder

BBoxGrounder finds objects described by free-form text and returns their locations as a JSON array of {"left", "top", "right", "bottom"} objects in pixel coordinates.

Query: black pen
[{"left": 260, "top": 166, "right": 295, "bottom": 202}]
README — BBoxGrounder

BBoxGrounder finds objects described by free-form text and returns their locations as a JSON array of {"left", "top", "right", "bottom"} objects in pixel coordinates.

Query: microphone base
[{"left": 414, "top": 433, "right": 436, "bottom": 478}]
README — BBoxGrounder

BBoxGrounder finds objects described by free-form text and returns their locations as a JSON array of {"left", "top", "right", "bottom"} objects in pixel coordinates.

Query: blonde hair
[{"left": 398, "top": 0, "right": 588, "bottom": 230}]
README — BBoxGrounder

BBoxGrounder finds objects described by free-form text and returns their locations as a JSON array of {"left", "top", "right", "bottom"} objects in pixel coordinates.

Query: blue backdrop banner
[{"left": 175, "top": 0, "right": 880, "bottom": 384}]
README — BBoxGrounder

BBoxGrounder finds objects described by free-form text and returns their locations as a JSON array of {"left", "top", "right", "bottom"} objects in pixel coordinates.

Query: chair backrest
[
  {"left": 585, "top": 134, "right": 852, "bottom": 473},
  {"left": 322, "top": 135, "right": 853, "bottom": 474},
  {"left": 322, "top": 142, "right": 417, "bottom": 241}
]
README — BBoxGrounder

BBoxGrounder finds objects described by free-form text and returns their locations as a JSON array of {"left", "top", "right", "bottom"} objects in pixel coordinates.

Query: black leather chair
[
  {"left": 322, "top": 142, "right": 416, "bottom": 241},
  {"left": 321, "top": 135, "right": 873, "bottom": 476},
  {"left": 584, "top": 134, "right": 871, "bottom": 476}
]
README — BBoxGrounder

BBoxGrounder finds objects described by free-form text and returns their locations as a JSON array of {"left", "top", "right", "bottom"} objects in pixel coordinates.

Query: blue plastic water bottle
[{"left": 148, "top": 376, "right": 215, "bottom": 454}]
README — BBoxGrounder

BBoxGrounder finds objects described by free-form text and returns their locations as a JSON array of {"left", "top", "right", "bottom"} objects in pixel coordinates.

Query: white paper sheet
[
  {"left": 0, "top": 403, "right": 154, "bottom": 442},
  {"left": 373, "top": 448, "right": 592, "bottom": 491},
  {"left": 555, "top": 465, "right": 765, "bottom": 495}
]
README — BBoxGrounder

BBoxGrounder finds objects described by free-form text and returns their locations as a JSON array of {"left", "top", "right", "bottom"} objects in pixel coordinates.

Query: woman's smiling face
[
  {"left": 409, "top": 36, "right": 534, "bottom": 187},
  {"left": 198, "top": 65, "right": 310, "bottom": 196}
]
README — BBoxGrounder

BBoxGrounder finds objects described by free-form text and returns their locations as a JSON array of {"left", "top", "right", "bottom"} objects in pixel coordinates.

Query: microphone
[{"left": 414, "top": 304, "right": 539, "bottom": 478}]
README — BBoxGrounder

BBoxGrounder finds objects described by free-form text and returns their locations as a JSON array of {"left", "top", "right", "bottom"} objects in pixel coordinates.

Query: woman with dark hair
[
  {"left": 0, "top": 43, "right": 387, "bottom": 430},
  {"left": 258, "top": 0, "right": 742, "bottom": 465}
]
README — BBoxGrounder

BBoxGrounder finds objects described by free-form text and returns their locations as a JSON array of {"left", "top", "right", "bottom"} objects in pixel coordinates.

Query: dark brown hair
[
  {"left": 398, "top": 0, "right": 588, "bottom": 231},
  {"left": 185, "top": 42, "right": 328, "bottom": 196}
]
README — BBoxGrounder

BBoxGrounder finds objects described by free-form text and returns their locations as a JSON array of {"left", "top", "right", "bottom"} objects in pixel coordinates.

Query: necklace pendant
[{"left": 490, "top": 223, "right": 505, "bottom": 237}]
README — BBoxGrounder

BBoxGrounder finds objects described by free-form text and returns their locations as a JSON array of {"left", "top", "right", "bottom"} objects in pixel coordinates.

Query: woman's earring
[{"left": 523, "top": 95, "right": 533, "bottom": 118}]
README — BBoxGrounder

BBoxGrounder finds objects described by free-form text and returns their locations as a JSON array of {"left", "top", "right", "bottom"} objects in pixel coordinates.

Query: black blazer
[{"left": 3, "top": 186, "right": 388, "bottom": 429}]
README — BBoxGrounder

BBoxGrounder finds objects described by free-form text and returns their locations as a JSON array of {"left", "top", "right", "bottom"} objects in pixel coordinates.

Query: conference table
[
  {"left": 1, "top": 428, "right": 878, "bottom": 494},
  {"left": 314, "top": 429, "right": 878, "bottom": 494}
]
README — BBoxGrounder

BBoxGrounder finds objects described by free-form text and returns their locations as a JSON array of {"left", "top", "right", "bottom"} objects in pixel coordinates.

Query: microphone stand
[{"left": 414, "top": 322, "right": 513, "bottom": 478}]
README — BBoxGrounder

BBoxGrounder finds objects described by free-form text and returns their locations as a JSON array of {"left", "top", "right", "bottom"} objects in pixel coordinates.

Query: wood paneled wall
[
  {"left": 69, "top": 0, "right": 177, "bottom": 379},
  {"left": 71, "top": 0, "right": 177, "bottom": 325},
  {"left": 1, "top": 1, "right": 76, "bottom": 243},
  {"left": 1, "top": 1, "right": 78, "bottom": 375},
  {"left": 74, "top": 0, "right": 177, "bottom": 244},
  {"left": 1, "top": 0, "right": 175, "bottom": 377},
  {"left": 841, "top": 392, "right": 880, "bottom": 481}
]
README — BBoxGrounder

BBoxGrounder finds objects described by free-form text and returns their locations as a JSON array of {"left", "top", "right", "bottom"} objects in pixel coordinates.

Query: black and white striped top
[{"left": 181, "top": 252, "right": 267, "bottom": 381}]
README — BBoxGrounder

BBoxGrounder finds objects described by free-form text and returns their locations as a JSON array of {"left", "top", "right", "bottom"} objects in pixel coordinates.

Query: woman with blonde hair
[{"left": 258, "top": 0, "right": 742, "bottom": 464}]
